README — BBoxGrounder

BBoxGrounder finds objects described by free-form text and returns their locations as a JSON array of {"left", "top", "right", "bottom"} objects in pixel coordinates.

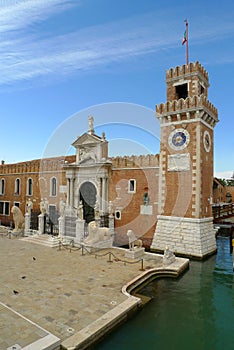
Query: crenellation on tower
[
  {"left": 156, "top": 94, "right": 218, "bottom": 127},
  {"left": 166, "top": 61, "right": 209, "bottom": 84},
  {"left": 166, "top": 61, "right": 210, "bottom": 102}
]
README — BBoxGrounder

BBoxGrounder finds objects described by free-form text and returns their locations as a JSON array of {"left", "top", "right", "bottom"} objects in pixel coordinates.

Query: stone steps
[{"left": 21, "top": 234, "right": 60, "bottom": 248}]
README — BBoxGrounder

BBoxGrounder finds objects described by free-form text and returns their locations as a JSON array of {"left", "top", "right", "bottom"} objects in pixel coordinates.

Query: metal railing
[
  {"left": 58, "top": 240, "right": 145, "bottom": 271},
  {"left": 213, "top": 203, "right": 234, "bottom": 222}
]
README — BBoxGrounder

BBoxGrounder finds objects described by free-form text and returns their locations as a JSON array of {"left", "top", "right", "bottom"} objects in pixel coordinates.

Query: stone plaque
[
  {"left": 168, "top": 154, "right": 190, "bottom": 172},
  {"left": 64, "top": 216, "right": 76, "bottom": 237},
  {"left": 140, "top": 205, "right": 153, "bottom": 215}
]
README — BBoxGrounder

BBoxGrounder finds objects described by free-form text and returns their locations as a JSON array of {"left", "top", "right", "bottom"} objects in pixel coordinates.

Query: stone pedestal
[
  {"left": 83, "top": 238, "right": 113, "bottom": 252},
  {"left": 109, "top": 215, "right": 115, "bottom": 243},
  {"left": 125, "top": 247, "right": 145, "bottom": 259},
  {"left": 151, "top": 215, "right": 217, "bottom": 259}
]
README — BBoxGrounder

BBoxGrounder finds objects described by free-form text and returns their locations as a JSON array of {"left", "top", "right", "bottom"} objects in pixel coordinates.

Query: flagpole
[{"left": 185, "top": 20, "right": 189, "bottom": 65}]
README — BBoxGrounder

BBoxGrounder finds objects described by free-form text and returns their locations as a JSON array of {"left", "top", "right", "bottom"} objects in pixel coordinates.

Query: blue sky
[{"left": 0, "top": 0, "right": 233, "bottom": 178}]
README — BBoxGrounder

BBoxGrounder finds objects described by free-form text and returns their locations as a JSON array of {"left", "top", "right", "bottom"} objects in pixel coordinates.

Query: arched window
[
  {"left": 0, "top": 179, "right": 5, "bottom": 195},
  {"left": 51, "top": 177, "right": 57, "bottom": 197},
  {"left": 15, "top": 178, "right": 20, "bottom": 195},
  {"left": 27, "top": 178, "right": 33, "bottom": 196}
]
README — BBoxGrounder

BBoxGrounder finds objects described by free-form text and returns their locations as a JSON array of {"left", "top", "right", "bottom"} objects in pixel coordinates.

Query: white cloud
[
  {"left": 0, "top": 0, "right": 75, "bottom": 32},
  {"left": 0, "top": 10, "right": 177, "bottom": 86},
  {"left": 214, "top": 171, "right": 233, "bottom": 179},
  {"left": 0, "top": 2, "right": 234, "bottom": 88}
]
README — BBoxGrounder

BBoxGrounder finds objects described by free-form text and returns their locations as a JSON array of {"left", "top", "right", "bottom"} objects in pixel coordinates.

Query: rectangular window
[
  {"left": 128, "top": 179, "right": 136, "bottom": 193},
  {"left": 0, "top": 201, "right": 10, "bottom": 215},
  {"left": 15, "top": 179, "right": 20, "bottom": 195},
  {"left": 200, "top": 84, "right": 204, "bottom": 95},
  {"left": 0, "top": 201, "right": 3, "bottom": 214},
  {"left": 176, "top": 83, "right": 188, "bottom": 99},
  {"left": 0, "top": 179, "right": 5, "bottom": 195},
  {"left": 27, "top": 178, "right": 33, "bottom": 196},
  {"left": 51, "top": 178, "right": 57, "bottom": 197},
  {"left": 5, "top": 202, "right": 9, "bottom": 215}
]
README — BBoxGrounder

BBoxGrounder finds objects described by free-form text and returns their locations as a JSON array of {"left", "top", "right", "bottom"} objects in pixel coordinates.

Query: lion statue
[
  {"left": 11, "top": 205, "right": 25, "bottom": 235},
  {"left": 84, "top": 221, "right": 111, "bottom": 244},
  {"left": 127, "top": 230, "right": 142, "bottom": 251},
  {"left": 163, "top": 246, "right": 176, "bottom": 266}
]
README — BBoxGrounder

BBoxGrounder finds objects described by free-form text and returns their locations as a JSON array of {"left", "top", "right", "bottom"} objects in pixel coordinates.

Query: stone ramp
[{"left": 0, "top": 302, "right": 60, "bottom": 350}]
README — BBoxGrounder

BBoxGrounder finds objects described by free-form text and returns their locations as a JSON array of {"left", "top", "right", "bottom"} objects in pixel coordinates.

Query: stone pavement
[{"left": 0, "top": 234, "right": 188, "bottom": 349}]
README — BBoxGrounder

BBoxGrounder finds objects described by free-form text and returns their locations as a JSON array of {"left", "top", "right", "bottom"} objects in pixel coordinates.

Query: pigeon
[
  {"left": 21, "top": 276, "right": 26, "bottom": 279},
  {"left": 33, "top": 257, "right": 36, "bottom": 261},
  {"left": 13, "top": 290, "right": 19, "bottom": 295}
]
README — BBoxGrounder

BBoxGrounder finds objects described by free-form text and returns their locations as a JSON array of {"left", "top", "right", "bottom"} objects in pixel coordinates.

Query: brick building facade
[{"left": 0, "top": 62, "right": 228, "bottom": 257}]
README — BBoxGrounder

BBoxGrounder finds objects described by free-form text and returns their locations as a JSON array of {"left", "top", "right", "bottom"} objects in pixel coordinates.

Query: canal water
[{"left": 96, "top": 236, "right": 234, "bottom": 350}]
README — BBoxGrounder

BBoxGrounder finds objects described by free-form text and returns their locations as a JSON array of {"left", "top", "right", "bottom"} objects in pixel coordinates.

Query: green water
[{"left": 96, "top": 236, "right": 234, "bottom": 350}]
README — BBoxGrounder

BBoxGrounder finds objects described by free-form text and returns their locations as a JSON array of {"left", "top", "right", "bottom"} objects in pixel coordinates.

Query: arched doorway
[{"left": 79, "top": 181, "right": 96, "bottom": 223}]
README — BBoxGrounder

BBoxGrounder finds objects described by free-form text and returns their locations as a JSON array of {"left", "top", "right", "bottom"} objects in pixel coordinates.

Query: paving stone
[{"left": 0, "top": 235, "right": 175, "bottom": 347}]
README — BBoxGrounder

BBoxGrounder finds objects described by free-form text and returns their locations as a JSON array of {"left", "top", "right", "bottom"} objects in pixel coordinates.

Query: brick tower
[{"left": 151, "top": 61, "right": 219, "bottom": 258}]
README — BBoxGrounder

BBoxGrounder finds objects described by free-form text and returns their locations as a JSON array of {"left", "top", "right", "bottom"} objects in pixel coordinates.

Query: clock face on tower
[
  {"left": 203, "top": 130, "right": 211, "bottom": 152},
  {"left": 168, "top": 128, "right": 190, "bottom": 150}
]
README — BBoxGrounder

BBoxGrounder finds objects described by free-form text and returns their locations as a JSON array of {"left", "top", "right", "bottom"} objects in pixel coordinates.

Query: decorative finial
[{"left": 88, "top": 115, "right": 94, "bottom": 134}]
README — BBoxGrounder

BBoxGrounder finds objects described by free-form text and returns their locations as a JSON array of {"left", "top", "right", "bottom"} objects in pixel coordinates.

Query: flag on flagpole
[
  {"left": 182, "top": 29, "right": 187, "bottom": 45},
  {"left": 182, "top": 19, "right": 189, "bottom": 65}
]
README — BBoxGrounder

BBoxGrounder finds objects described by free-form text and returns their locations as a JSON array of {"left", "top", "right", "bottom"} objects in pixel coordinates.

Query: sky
[{"left": 0, "top": 0, "right": 233, "bottom": 179}]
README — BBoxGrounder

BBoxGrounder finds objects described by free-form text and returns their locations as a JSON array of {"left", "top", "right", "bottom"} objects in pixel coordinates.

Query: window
[
  {"left": 15, "top": 178, "right": 20, "bottom": 195},
  {"left": 176, "top": 83, "right": 188, "bottom": 99},
  {"left": 115, "top": 210, "right": 121, "bottom": 220},
  {"left": 0, "top": 201, "right": 10, "bottom": 215},
  {"left": 0, "top": 179, "right": 5, "bottom": 195},
  {"left": 200, "top": 84, "right": 204, "bottom": 95},
  {"left": 143, "top": 192, "right": 150, "bottom": 205},
  {"left": 14, "top": 202, "right": 20, "bottom": 208},
  {"left": 128, "top": 179, "right": 136, "bottom": 193},
  {"left": 27, "top": 178, "right": 33, "bottom": 196},
  {"left": 51, "top": 177, "right": 57, "bottom": 196}
]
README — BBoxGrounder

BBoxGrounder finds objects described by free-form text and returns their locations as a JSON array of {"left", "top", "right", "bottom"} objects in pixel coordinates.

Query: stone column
[
  {"left": 102, "top": 177, "right": 107, "bottom": 214},
  {"left": 98, "top": 177, "right": 103, "bottom": 213},
  {"left": 58, "top": 216, "right": 65, "bottom": 238},
  {"left": 76, "top": 218, "right": 85, "bottom": 243},
  {"left": 70, "top": 177, "right": 75, "bottom": 209},
  {"left": 24, "top": 212, "right": 30, "bottom": 236},
  {"left": 67, "top": 178, "right": 71, "bottom": 206},
  {"left": 109, "top": 214, "right": 115, "bottom": 244},
  {"left": 38, "top": 214, "right": 45, "bottom": 234}
]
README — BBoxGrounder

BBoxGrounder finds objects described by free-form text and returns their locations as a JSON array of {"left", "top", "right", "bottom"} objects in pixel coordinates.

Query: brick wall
[{"left": 0, "top": 155, "right": 75, "bottom": 225}]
